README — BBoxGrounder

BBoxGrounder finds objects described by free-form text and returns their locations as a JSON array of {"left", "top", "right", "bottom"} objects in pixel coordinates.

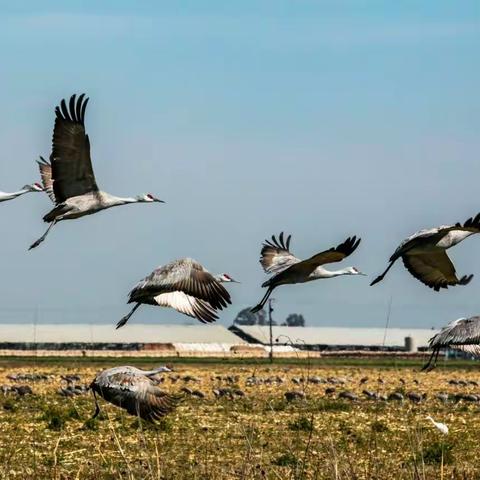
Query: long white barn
[
  {"left": 0, "top": 323, "right": 242, "bottom": 345},
  {"left": 229, "top": 325, "right": 438, "bottom": 351}
]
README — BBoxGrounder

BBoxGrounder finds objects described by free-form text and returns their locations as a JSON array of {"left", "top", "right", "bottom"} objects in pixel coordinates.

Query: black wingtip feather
[
  {"left": 69, "top": 94, "right": 76, "bottom": 121},
  {"left": 60, "top": 99, "right": 71, "bottom": 121},
  {"left": 55, "top": 94, "right": 88, "bottom": 125},
  {"left": 263, "top": 232, "right": 292, "bottom": 251},
  {"left": 76, "top": 93, "right": 85, "bottom": 121},
  {"left": 81, "top": 96, "right": 89, "bottom": 124}
]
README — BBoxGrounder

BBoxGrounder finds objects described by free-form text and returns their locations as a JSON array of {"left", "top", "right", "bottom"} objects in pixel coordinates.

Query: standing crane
[
  {"left": 0, "top": 183, "right": 43, "bottom": 202},
  {"left": 90, "top": 366, "right": 180, "bottom": 422},
  {"left": 251, "top": 232, "right": 364, "bottom": 313},
  {"left": 116, "top": 258, "right": 238, "bottom": 328},
  {"left": 370, "top": 213, "right": 480, "bottom": 290},
  {"left": 422, "top": 316, "right": 480, "bottom": 371},
  {"left": 29, "top": 94, "right": 164, "bottom": 250}
]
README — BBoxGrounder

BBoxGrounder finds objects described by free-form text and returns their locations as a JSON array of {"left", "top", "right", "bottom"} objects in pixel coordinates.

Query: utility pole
[{"left": 268, "top": 298, "right": 274, "bottom": 363}]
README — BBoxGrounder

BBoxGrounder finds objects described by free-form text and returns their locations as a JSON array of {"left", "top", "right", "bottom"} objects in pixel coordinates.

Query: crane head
[
  {"left": 347, "top": 267, "right": 366, "bottom": 276},
  {"left": 218, "top": 273, "right": 239, "bottom": 283},
  {"left": 23, "top": 183, "right": 43, "bottom": 192},
  {"left": 138, "top": 193, "right": 165, "bottom": 203}
]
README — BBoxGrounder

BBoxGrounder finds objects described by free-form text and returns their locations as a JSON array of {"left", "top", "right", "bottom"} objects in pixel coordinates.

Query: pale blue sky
[{"left": 0, "top": 1, "right": 479, "bottom": 329}]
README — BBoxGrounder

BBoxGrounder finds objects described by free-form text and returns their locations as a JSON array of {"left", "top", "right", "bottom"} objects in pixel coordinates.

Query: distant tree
[
  {"left": 284, "top": 313, "right": 306, "bottom": 327},
  {"left": 234, "top": 307, "right": 267, "bottom": 326}
]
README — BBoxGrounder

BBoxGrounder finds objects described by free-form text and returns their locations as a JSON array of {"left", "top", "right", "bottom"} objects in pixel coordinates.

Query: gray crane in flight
[
  {"left": 90, "top": 365, "right": 180, "bottom": 422},
  {"left": 371, "top": 213, "right": 480, "bottom": 291},
  {"left": 251, "top": 233, "right": 364, "bottom": 313},
  {"left": 117, "top": 257, "right": 238, "bottom": 328},
  {"left": 30, "top": 94, "right": 164, "bottom": 249},
  {"left": 422, "top": 316, "right": 480, "bottom": 371}
]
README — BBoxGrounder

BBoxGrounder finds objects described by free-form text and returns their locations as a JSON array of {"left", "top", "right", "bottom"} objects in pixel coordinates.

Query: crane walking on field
[
  {"left": 422, "top": 316, "right": 480, "bottom": 371},
  {"left": 90, "top": 366, "right": 180, "bottom": 422},
  {"left": 0, "top": 183, "right": 43, "bottom": 202},
  {"left": 117, "top": 258, "right": 238, "bottom": 328},
  {"left": 30, "top": 94, "right": 164, "bottom": 250},
  {"left": 371, "top": 213, "right": 480, "bottom": 290},
  {"left": 251, "top": 232, "right": 364, "bottom": 313}
]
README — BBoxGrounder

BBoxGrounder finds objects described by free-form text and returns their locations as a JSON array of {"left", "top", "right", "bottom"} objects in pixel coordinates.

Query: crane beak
[{"left": 154, "top": 198, "right": 165, "bottom": 203}]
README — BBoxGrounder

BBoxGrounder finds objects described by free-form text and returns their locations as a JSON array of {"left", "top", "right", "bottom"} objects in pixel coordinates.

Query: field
[{"left": 1, "top": 357, "right": 480, "bottom": 479}]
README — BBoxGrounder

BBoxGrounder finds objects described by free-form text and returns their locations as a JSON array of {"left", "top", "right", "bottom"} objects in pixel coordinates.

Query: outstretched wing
[
  {"left": 392, "top": 213, "right": 480, "bottom": 260},
  {"left": 303, "top": 236, "right": 361, "bottom": 267},
  {"left": 454, "top": 212, "right": 480, "bottom": 233},
  {"left": 129, "top": 259, "right": 231, "bottom": 311},
  {"left": 402, "top": 252, "right": 473, "bottom": 291},
  {"left": 429, "top": 317, "right": 480, "bottom": 349},
  {"left": 259, "top": 232, "right": 300, "bottom": 275},
  {"left": 51, "top": 94, "right": 99, "bottom": 202},
  {"left": 154, "top": 292, "right": 219, "bottom": 324},
  {"left": 97, "top": 372, "right": 180, "bottom": 422},
  {"left": 452, "top": 344, "right": 480, "bottom": 357},
  {"left": 37, "top": 157, "right": 55, "bottom": 203},
  {"left": 270, "top": 236, "right": 361, "bottom": 280}
]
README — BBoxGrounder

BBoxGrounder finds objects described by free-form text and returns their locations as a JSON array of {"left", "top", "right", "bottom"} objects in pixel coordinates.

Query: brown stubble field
[{"left": 1, "top": 359, "right": 480, "bottom": 479}]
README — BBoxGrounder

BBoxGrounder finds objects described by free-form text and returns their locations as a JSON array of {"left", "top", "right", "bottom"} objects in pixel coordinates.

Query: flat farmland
[{"left": 1, "top": 358, "right": 480, "bottom": 479}]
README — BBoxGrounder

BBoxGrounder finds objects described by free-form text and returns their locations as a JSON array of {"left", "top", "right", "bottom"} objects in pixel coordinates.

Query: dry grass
[{"left": 1, "top": 360, "right": 480, "bottom": 479}]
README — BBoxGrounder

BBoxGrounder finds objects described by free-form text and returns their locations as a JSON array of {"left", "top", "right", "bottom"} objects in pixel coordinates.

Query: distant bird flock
[{"left": 3, "top": 92, "right": 479, "bottom": 421}]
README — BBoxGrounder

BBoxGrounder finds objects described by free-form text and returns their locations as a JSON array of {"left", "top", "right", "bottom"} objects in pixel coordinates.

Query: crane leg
[
  {"left": 251, "top": 287, "right": 274, "bottom": 313},
  {"left": 370, "top": 260, "right": 396, "bottom": 286},
  {"left": 28, "top": 219, "right": 57, "bottom": 250},
  {"left": 116, "top": 303, "right": 141, "bottom": 329},
  {"left": 421, "top": 349, "right": 439, "bottom": 372},
  {"left": 91, "top": 390, "right": 101, "bottom": 419}
]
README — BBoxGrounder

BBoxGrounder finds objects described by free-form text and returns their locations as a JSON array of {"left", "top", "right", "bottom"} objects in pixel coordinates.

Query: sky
[{"left": 0, "top": 1, "right": 479, "bottom": 330}]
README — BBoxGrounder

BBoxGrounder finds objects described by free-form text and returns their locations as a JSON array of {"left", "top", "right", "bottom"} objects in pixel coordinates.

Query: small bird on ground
[
  {"left": 371, "top": 213, "right": 480, "bottom": 290},
  {"left": 30, "top": 94, "right": 164, "bottom": 249},
  {"left": 117, "top": 258, "right": 237, "bottom": 328},
  {"left": 90, "top": 366, "right": 180, "bottom": 422},
  {"left": 422, "top": 316, "right": 480, "bottom": 371},
  {"left": 426, "top": 416, "right": 448, "bottom": 435},
  {"left": 251, "top": 232, "right": 364, "bottom": 313}
]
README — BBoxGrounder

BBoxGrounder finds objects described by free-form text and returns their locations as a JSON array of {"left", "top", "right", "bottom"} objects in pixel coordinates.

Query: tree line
[{"left": 233, "top": 308, "right": 305, "bottom": 327}]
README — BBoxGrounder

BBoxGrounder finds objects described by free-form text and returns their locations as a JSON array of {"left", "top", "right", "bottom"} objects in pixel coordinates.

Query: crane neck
[
  {"left": 8, "top": 189, "right": 30, "bottom": 198},
  {"left": 107, "top": 195, "right": 140, "bottom": 206},
  {"left": 313, "top": 267, "right": 352, "bottom": 278}
]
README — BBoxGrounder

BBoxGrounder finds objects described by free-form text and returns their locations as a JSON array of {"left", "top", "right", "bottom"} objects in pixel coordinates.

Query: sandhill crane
[
  {"left": 116, "top": 258, "right": 237, "bottom": 328},
  {"left": 0, "top": 183, "right": 43, "bottom": 202},
  {"left": 29, "top": 94, "right": 164, "bottom": 249},
  {"left": 251, "top": 233, "right": 364, "bottom": 313},
  {"left": 371, "top": 213, "right": 480, "bottom": 290},
  {"left": 422, "top": 316, "right": 480, "bottom": 371},
  {"left": 90, "top": 365, "right": 180, "bottom": 422}
]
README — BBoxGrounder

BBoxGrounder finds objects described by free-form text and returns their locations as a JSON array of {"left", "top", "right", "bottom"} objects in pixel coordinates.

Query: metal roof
[
  {"left": 232, "top": 325, "right": 438, "bottom": 348},
  {"left": 0, "top": 324, "right": 245, "bottom": 344}
]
